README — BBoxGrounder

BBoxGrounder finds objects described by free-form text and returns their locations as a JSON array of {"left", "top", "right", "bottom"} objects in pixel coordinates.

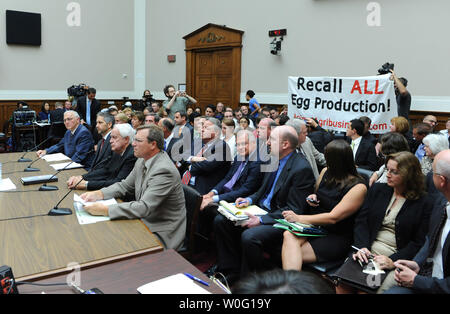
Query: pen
[
  {"left": 351, "top": 245, "right": 374, "bottom": 258},
  {"left": 184, "top": 273, "right": 210, "bottom": 287}
]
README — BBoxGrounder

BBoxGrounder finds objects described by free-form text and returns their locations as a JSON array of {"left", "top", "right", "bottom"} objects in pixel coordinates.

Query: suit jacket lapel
[{"left": 272, "top": 153, "right": 294, "bottom": 197}]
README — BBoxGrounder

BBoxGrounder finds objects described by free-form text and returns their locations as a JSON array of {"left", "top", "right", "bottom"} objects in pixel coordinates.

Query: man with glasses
[
  {"left": 37, "top": 110, "right": 94, "bottom": 168},
  {"left": 80, "top": 125, "right": 186, "bottom": 250}
]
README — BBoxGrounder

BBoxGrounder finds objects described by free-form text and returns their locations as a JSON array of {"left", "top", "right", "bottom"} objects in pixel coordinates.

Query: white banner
[{"left": 288, "top": 74, "right": 397, "bottom": 134}]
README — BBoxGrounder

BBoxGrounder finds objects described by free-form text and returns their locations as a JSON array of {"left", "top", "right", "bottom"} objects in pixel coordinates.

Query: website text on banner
[{"left": 288, "top": 74, "right": 397, "bottom": 134}]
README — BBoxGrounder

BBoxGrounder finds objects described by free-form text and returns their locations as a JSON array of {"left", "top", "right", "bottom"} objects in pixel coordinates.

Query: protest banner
[{"left": 288, "top": 74, "right": 397, "bottom": 134}]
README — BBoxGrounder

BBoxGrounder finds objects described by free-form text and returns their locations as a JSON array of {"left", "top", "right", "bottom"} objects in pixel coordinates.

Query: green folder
[{"left": 273, "top": 219, "right": 327, "bottom": 237}]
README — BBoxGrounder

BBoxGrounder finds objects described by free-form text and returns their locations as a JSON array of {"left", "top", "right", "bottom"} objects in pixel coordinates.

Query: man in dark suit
[
  {"left": 67, "top": 123, "right": 136, "bottom": 191},
  {"left": 49, "top": 102, "right": 65, "bottom": 124},
  {"left": 173, "top": 110, "right": 194, "bottom": 140},
  {"left": 213, "top": 125, "right": 315, "bottom": 280},
  {"left": 346, "top": 119, "right": 377, "bottom": 171},
  {"left": 201, "top": 129, "right": 264, "bottom": 209},
  {"left": 182, "top": 117, "right": 231, "bottom": 195},
  {"left": 158, "top": 117, "right": 181, "bottom": 163},
  {"left": 36, "top": 110, "right": 94, "bottom": 168},
  {"left": 76, "top": 87, "right": 101, "bottom": 140},
  {"left": 386, "top": 150, "right": 450, "bottom": 294},
  {"left": 89, "top": 112, "right": 114, "bottom": 171}
]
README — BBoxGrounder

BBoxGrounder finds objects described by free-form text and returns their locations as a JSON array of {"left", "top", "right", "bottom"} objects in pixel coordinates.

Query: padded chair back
[
  {"left": 179, "top": 184, "right": 202, "bottom": 261},
  {"left": 356, "top": 167, "right": 374, "bottom": 185},
  {"left": 48, "top": 122, "right": 67, "bottom": 146}
]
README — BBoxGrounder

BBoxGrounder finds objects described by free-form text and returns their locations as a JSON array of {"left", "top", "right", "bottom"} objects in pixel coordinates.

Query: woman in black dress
[{"left": 281, "top": 139, "right": 367, "bottom": 270}]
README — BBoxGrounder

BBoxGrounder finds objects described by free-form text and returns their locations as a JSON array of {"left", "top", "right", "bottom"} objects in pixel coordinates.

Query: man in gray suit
[
  {"left": 81, "top": 124, "right": 186, "bottom": 250},
  {"left": 287, "top": 119, "right": 326, "bottom": 180}
]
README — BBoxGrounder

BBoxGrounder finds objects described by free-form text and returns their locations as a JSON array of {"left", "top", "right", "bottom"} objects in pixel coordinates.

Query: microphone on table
[
  {"left": 48, "top": 177, "right": 85, "bottom": 216},
  {"left": 39, "top": 149, "right": 94, "bottom": 191},
  {"left": 17, "top": 136, "right": 53, "bottom": 163},
  {"left": 38, "top": 161, "right": 75, "bottom": 191},
  {"left": 23, "top": 157, "right": 42, "bottom": 172}
]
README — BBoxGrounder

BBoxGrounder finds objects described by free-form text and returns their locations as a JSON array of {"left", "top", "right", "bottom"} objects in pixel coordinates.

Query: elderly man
[
  {"left": 213, "top": 125, "right": 315, "bottom": 281},
  {"left": 286, "top": 119, "right": 326, "bottom": 180},
  {"left": 201, "top": 129, "right": 264, "bottom": 209},
  {"left": 37, "top": 110, "right": 94, "bottom": 168},
  {"left": 81, "top": 125, "right": 186, "bottom": 250},
  {"left": 67, "top": 123, "right": 137, "bottom": 191},
  {"left": 386, "top": 150, "right": 450, "bottom": 294}
]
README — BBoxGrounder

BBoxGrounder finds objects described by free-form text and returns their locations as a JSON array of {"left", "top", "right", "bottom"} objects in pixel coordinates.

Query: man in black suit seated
[
  {"left": 346, "top": 118, "right": 378, "bottom": 171},
  {"left": 158, "top": 117, "right": 180, "bottom": 163},
  {"left": 66, "top": 123, "right": 137, "bottom": 191},
  {"left": 182, "top": 117, "right": 231, "bottom": 195},
  {"left": 212, "top": 125, "right": 315, "bottom": 281},
  {"left": 76, "top": 87, "right": 101, "bottom": 140},
  {"left": 386, "top": 149, "right": 450, "bottom": 294},
  {"left": 201, "top": 129, "right": 264, "bottom": 209},
  {"left": 89, "top": 112, "right": 114, "bottom": 171}
]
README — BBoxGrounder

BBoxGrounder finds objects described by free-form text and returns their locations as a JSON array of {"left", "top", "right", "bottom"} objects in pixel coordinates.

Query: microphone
[
  {"left": 38, "top": 148, "right": 95, "bottom": 191},
  {"left": 17, "top": 136, "right": 53, "bottom": 163},
  {"left": 48, "top": 177, "right": 84, "bottom": 216},
  {"left": 38, "top": 161, "right": 75, "bottom": 191},
  {"left": 23, "top": 157, "right": 42, "bottom": 172}
]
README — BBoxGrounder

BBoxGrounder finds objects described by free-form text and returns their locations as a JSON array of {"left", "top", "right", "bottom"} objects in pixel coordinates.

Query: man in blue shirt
[
  {"left": 246, "top": 90, "right": 260, "bottom": 119},
  {"left": 212, "top": 125, "right": 315, "bottom": 281},
  {"left": 37, "top": 110, "right": 94, "bottom": 168}
]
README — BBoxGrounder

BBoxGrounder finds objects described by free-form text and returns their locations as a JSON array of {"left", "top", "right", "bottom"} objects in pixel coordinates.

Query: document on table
[
  {"left": 41, "top": 153, "right": 71, "bottom": 162},
  {"left": 73, "top": 194, "right": 116, "bottom": 225},
  {"left": 50, "top": 162, "right": 84, "bottom": 171},
  {"left": 137, "top": 273, "right": 211, "bottom": 294},
  {"left": 0, "top": 178, "right": 16, "bottom": 191}
]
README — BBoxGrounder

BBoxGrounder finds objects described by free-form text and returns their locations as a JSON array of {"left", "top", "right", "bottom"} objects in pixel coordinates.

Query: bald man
[{"left": 212, "top": 125, "right": 315, "bottom": 281}]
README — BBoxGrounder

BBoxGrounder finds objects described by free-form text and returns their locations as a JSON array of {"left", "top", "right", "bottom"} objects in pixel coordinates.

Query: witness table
[
  {"left": 0, "top": 152, "right": 163, "bottom": 281},
  {"left": 17, "top": 249, "right": 225, "bottom": 294}
]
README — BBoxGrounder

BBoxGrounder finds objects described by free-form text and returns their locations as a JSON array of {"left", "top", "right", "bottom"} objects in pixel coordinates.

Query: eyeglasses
[{"left": 386, "top": 168, "right": 400, "bottom": 175}]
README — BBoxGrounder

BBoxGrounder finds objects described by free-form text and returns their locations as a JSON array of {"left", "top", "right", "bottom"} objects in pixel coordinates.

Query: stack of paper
[
  {"left": 137, "top": 273, "right": 211, "bottom": 294},
  {"left": 273, "top": 219, "right": 328, "bottom": 237},
  {"left": 219, "top": 200, "right": 267, "bottom": 218},
  {"left": 50, "top": 162, "right": 84, "bottom": 171},
  {"left": 73, "top": 194, "right": 116, "bottom": 225},
  {"left": 41, "top": 153, "right": 71, "bottom": 162},
  {"left": 0, "top": 178, "right": 16, "bottom": 191}
]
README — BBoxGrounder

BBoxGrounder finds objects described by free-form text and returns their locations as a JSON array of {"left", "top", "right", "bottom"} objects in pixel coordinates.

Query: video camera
[
  {"left": 67, "top": 84, "right": 88, "bottom": 97},
  {"left": 378, "top": 62, "right": 394, "bottom": 75}
]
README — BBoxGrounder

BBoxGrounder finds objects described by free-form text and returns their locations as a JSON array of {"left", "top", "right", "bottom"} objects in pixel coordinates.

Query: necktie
[
  {"left": 181, "top": 144, "right": 207, "bottom": 185},
  {"left": 164, "top": 140, "right": 167, "bottom": 151},
  {"left": 138, "top": 165, "right": 147, "bottom": 200},
  {"left": 223, "top": 162, "right": 246, "bottom": 192},
  {"left": 259, "top": 166, "right": 279, "bottom": 210},
  {"left": 100, "top": 138, "right": 105, "bottom": 152},
  {"left": 86, "top": 99, "right": 91, "bottom": 126},
  {"left": 351, "top": 141, "right": 355, "bottom": 151}
]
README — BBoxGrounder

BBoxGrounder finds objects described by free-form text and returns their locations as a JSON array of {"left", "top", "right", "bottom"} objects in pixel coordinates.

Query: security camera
[{"left": 270, "top": 37, "right": 283, "bottom": 55}]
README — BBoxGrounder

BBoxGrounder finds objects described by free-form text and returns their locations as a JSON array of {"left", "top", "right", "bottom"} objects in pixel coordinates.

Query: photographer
[
  {"left": 305, "top": 117, "right": 333, "bottom": 153},
  {"left": 134, "top": 89, "right": 154, "bottom": 112},
  {"left": 379, "top": 64, "right": 411, "bottom": 121},
  {"left": 163, "top": 84, "right": 197, "bottom": 120}
]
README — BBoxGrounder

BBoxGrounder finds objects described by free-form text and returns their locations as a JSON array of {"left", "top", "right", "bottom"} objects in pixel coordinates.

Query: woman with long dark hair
[{"left": 282, "top": 140, "right": 368, "bottom": 270}]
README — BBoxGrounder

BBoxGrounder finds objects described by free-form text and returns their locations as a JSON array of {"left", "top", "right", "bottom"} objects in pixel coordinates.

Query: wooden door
[
  {"left": 184, "top": 24, "right": 244, "bottom": 111},
  {"left": 195, "top": 49, "right": 233, "bottom": 108}
]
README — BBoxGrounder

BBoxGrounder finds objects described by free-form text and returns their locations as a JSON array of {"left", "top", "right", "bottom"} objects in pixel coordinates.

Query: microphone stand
[
  {"left": 23, "top": 157, "right": 42, "bottom": 172},
  {"left": 48, "top": 177, "right": 84, "bottom": 216},
  {"left": 39, "top": 161, "right": 74, "bottom": 191},
  {"left": 17, "top": 136, "right": 53, "bottom": 163}
]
